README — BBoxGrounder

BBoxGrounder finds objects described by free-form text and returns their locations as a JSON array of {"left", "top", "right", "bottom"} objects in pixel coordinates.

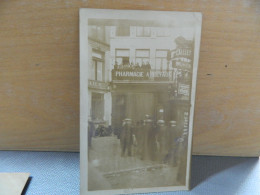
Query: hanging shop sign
[
  {"left": 175, "top": 61, "right": 192, "bottom": 69},
  {"left": 178, "top": 83, "right": 190, "bottom": 97},
  {"left": 171, "top": 48, "right": 192, "bottom": 59},
  {"left": 88, "top": 80, "right": 110, "bottom": 90}
]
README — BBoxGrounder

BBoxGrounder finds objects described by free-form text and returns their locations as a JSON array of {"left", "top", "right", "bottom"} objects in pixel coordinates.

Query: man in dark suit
[{"left": 120, "top": 118, "right": 133, "bottom": 157}]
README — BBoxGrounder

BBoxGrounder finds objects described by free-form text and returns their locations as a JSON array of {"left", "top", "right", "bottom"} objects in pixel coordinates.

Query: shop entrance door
[
  {"left": 91, "top": 93, "right": 104, "bottom": 121},
  {"left": 112, "top": 93, "right": 156, "bottom": 125},
  {"left": 111, "top": 94, "right": 126, "bottom": 130},
  {"left": 125, "top": 93, "right": 155, "bottom": 122}
]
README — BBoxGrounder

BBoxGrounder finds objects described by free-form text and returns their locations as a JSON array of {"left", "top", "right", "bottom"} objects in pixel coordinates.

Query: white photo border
[{"left": 80, "top": 8, "right": 202, "bottom": 195}]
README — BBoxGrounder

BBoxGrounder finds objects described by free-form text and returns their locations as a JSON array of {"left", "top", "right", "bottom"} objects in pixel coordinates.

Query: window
[
  {"left": 156, "top": 50, "right": 168, "bottom": 70},
  {"left": 135, "top": 49, "right": 150, "bottom": 66},
  {"left": 115, "top": 49, "right": 130, "bottom": 65},
  {"left": 136, "top": 27, "right": 151, "bottom": 37},
  {"left": 88, "top": 25, "right": 105, "bottom": 41},
  {"left": 156, "top": 28, "right": 171, "bottom": 37},
  {"left": 116, "top": 25, "right": 130, "bottom": 36},
  {"left": 92, "top": 51, "right": 104, "bottom": 81}
]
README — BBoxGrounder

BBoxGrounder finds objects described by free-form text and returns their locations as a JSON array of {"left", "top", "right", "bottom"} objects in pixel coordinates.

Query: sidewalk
[{"left": 88, "top": 136, "right": 180, "bottom": 190}]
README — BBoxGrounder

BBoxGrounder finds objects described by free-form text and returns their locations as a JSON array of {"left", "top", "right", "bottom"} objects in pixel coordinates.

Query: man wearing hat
[
  {"left": 156, "top": 120, "right": 168, "bottom": 162},
  {"left": 120, "top": 118, "right": 133, "bottom": 157}
]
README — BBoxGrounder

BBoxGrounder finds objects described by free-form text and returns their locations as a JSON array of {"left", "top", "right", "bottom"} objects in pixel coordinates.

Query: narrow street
[{"left": 88, "top": 136, "right": 180, "bottom": 191}]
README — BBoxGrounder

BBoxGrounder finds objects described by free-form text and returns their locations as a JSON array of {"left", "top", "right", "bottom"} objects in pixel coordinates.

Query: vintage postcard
[{"left": 80, "top": 8, "right": 202, "bottom": 195}]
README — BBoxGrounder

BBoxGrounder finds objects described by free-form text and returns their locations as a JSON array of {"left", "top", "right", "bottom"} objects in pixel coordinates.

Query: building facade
[
  {"left": 87, "top": 21, "right": 194, "bottom": 133},
  {"left": 109, "top": 25, "right": 183, "bottom": 130},
  {"left": 88, "top": 25, "right": 112, "bottom": 126}
]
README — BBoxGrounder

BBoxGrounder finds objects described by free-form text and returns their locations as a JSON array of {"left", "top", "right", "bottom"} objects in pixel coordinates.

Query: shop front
[
  {"left": 88, "top": 80, "right": 111, "bottom": 128},
  {"left": 110, "top": 69, "right": 177, "bottom": 132}
]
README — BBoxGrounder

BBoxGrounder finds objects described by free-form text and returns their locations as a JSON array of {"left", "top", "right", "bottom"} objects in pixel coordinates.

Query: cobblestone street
[{"left": 88, "top": 136, "right": 180, "bottom": 191}]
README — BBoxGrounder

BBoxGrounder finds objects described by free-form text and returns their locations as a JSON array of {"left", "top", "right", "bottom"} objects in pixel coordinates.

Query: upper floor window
[
  {"left": 136, "top": 27, "right": 151, "bottom": 37},
  {"left": 115, "top": 49, "right": 130, "bottom": 65},
  {"left": 91, "top": 51, "right": 104, "bottom": 81},
  {"left": 88, "top": 25, "right": 105, "bottom": 42},
  {"left": 155, "top": 50, "right": 168, "bottom": 70},
  {"left": 156, "top": 28, "right": 171, "bottom": 37},
  {"left": 116, "top": 25, "right": 130, "bottom": 36},
  {"left": 135, "top": 49, "right": 150, "bottom": 66}
]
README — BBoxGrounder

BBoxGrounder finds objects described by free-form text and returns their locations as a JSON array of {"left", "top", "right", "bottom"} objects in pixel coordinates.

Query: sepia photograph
[{"left": 80, "top": 9, "right": 202, "bottom": 195}]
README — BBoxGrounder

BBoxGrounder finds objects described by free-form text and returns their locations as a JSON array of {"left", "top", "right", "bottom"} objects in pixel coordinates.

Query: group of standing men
[
  {"left": 114, "top": 61, "right": 152, "bottom": 71},
  {"left": 119, "top": 115, "right": 188, "bottom": 168}
]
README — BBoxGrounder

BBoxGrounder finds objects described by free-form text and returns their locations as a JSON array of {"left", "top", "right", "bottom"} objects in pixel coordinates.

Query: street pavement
[{"left": 88, "top": 136, "right": 180, "bottom": 191}]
